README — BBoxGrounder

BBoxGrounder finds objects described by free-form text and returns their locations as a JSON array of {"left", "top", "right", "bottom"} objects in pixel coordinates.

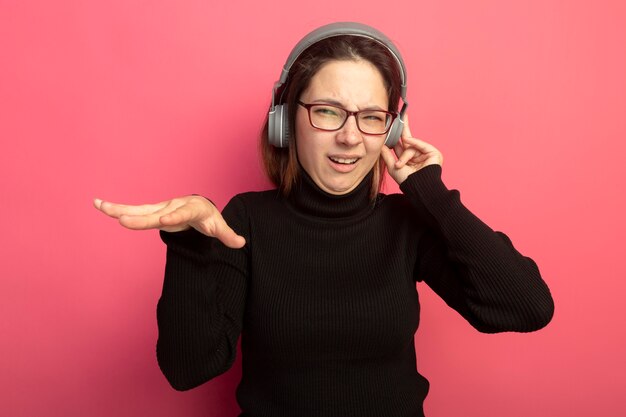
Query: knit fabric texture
[{"left": 156, "top": 165, "right": 554, "bottom": 417}]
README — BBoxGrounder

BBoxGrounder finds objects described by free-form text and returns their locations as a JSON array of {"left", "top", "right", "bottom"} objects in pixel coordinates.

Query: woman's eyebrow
[
  {"left": 309, "top": 98, "right": 386, "bottom": 111},
  {"left": 310, "top": 98, "right": 344, "bottom": 106}
]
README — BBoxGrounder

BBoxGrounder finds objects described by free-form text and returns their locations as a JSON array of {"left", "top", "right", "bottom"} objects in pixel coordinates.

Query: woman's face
[{"left": 295, "top": 59, "right": 388, "bottom": 195}]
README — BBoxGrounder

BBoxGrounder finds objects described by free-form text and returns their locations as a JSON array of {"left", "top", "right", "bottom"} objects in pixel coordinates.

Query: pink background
[{"left": 2, "top": 0, "right": 625, "bottom": 416}]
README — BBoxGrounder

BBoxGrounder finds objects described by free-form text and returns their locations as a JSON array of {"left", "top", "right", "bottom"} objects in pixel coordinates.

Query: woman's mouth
[{"left": 328, "top": 156, "right": 359, "bottom": 165}]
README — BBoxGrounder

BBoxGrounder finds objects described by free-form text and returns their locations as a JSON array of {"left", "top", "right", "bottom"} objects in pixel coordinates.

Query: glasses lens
[
  {"left": 309, "top": 105, "right": 347, "bottom": 130},
  {"left": 307, "top": 104, "right": 394, "bottom": 135},
  {"left": 357, "top": 111, "right": 392, "bottom": 135}
]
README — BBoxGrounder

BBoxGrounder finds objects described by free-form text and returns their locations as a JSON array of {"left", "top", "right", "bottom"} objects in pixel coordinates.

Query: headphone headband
[{"left": 275, "top": 22, "right": 407, "bottom": 99}]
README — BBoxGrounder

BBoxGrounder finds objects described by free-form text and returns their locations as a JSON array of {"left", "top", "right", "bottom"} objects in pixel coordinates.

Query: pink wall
[{"left": 2, "top": 1, "right": 624, "bottom": 416}]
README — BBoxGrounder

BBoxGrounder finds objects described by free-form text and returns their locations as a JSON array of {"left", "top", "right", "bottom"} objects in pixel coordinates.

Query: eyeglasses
[{"left": 297, "top": 100, "right": 397, "bottom": 135}]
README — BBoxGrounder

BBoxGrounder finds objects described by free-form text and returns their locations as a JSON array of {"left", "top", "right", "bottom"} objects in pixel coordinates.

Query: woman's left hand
[{"left": 380, "top": 115, "right": 443, "bottom": 185}]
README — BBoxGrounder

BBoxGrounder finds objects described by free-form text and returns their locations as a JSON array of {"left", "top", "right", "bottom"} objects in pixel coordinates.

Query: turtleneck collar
[{"left": 287, "top": 167, "right": 375, "bottom": 219}]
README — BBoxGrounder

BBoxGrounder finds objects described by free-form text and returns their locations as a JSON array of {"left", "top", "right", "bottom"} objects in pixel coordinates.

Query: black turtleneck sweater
[{"left": 156, "top": 165, "right": 554, "bottom": 417}]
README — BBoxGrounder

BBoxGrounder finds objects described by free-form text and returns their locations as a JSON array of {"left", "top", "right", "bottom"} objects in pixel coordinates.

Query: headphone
[{"left": 268, "top": 22, "right": 409, "bottom": 148}]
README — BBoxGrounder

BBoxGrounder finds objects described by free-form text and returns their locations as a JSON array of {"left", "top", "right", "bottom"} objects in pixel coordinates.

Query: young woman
[{"left": 95, "top": 22, "right": 553, "bottom": 417}]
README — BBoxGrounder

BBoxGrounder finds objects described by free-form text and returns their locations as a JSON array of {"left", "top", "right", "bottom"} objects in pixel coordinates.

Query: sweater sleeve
[
  {"left": 400, "top": 165, "right": 554, "bottom": 333},
  {"left": 155, "top": 196, "right": 249, "bottom": 390}
]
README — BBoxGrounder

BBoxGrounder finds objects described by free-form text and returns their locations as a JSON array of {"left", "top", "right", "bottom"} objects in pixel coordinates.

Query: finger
[
  {"left": 402, "top": 136, "right": 438, "bottom": 154},
  {"left": 159, "top": 204, "right": 198, "bottom": 226},
  {"left": 118, "top": 212, "right": 170, "bottom": 230},
  {"left": 198, "top": 215, "right": 246, "bottom": 249},
  {"left": 403, "top": 136, "right": 443, "bottom": 166},
  {"left": 395, "top": 146, "right": 419, "bottom": 168},
  {"left": 96, "top": 199, "right": 168, "bottom": 219},
  {"left": 213, "top": 222, "right": 246, "bottom": 249},
  {"left": 379, "top": 146, "right": 398, "bottom": 171},
  {"left": 393, "top": 139, "right": 404, "bottom": 159},
  {"left": 391, "top": 137, "right": 412, "bottom": 167}
]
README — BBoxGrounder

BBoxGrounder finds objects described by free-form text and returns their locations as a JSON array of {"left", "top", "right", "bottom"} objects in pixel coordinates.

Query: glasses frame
[{"left": 297, "top": 100, "right": 397, "bottom": 135}]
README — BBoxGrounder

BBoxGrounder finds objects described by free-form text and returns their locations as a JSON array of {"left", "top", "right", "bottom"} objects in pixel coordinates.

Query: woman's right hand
[{"left": 93, "top": 196, "right": 246, "bottom": 249}]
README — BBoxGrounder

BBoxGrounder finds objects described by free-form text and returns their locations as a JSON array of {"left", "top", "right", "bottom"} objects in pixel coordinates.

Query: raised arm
[{"left": 381, "top": 116, "right": 554, "bottom": 333}]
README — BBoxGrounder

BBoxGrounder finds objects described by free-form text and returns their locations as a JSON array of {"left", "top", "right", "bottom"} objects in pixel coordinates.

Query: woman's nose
[{"left": 336, "top": 115, "right": 362, "bottom": 146}]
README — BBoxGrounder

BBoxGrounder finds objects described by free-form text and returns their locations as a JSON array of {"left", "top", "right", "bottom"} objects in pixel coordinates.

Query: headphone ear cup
[
  {"left": 384, "top": 117, "right": 404, "bottom": 148},
  {"left": 268, "top": 104, "right": 290, "bottom": 148}
]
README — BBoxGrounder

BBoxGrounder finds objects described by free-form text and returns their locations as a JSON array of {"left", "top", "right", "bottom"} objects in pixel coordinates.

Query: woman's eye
[
  {"left": 314, "top": 106, "right": 340, "bottom": 117},
  {"left": 362, "top": 112, "right": 384, "bottom": 122}
]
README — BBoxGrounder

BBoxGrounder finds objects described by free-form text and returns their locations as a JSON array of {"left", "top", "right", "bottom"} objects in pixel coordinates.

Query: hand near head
[
  {"left": 93, "top": 196, "right": 246, "bottom": 249},
  {"left": 380, "top": 115, "right": 444, "bottom": 185}
]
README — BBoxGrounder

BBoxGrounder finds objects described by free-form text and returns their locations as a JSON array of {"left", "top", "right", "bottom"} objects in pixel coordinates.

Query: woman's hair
[{"left": 259, "top": 35, "right": 403, "bottom": 199}]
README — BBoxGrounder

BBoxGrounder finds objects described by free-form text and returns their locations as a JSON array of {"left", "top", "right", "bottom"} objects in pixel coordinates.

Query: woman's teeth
[{"left": 329, "top": 156, "right": 358, "bottom": 165}]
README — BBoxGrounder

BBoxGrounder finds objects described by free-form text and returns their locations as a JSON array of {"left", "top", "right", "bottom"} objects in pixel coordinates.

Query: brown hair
[{"left": 260, "top": 35, "right": 403, "bottom": 199}]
